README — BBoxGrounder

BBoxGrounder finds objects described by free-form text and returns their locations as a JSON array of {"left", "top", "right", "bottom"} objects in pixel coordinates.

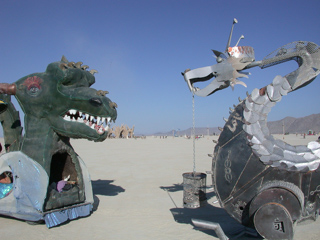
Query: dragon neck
[{"left": 20, "top": 115, "right": 73, "bottom": 174}]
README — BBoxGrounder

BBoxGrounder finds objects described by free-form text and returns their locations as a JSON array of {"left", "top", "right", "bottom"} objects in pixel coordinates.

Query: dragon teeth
[
  {"left": 64, "top": 115, "right": 71, "bottom": 121},
  {"left": 69, "top": 109, "right": 77, "bottom": 115},
  {"left": 97, "top": 116, "right": 101, "bottom": 125},
  {"left": 63, "top": 109, "right": 112, "bottom": 135},
  {"left": 98, "top": 127, "right": 104, "bottom": 134}
]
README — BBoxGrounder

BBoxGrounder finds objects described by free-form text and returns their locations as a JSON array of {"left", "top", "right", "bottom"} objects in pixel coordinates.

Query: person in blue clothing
[{"left": 0, "top": 171, "right": 13, "bottom": 198}]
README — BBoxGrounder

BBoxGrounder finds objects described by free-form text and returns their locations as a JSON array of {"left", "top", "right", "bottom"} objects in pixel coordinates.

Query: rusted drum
[
  {"left": 182, "top": 172, "right": 207, "bottom": 208},
  {"left": 254, "top": 202, "right": 294, "bottom": 239}
]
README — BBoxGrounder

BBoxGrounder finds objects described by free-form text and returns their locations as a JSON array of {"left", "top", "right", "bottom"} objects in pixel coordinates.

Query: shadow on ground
[
  {"left": 160, "top": 183, "right": 183, "bottom": 192},
  {"left": 161, "top": 183, "right": 261, "bottom": 239},
  {"left": 92, "top": 179, "right": 125, "bottom": 196},
  {"left": 92, "top": 179, "right": 125, "bottom": 212}
]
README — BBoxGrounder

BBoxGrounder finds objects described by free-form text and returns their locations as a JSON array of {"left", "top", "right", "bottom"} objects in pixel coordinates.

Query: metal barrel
[{"left": 182, "top": 172, "right": 207, "bottom": 208}]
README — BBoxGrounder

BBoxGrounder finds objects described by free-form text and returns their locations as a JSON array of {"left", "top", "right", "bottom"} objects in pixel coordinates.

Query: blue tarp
[{"left": 44, "top": 203, "right": 93, "bottom": 228}]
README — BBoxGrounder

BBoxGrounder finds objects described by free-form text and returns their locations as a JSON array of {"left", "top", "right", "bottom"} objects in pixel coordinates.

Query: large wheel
[
  {"left": 249, "top": 182, "right": 303, "bottom": 223},
  {"left": 254, "top": 202, "right": 294, "bottom": 240}
]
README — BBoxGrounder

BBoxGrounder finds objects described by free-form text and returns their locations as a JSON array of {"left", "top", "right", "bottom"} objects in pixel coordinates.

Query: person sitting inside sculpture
[
  {"left": 0, "top": 171, "right": 13, "bottom": 198},
  {"left": 48, "top": 175, "right": 76, "bottom": 193},
  {"left": 56, "top": 175, "right": 76, "bottom": 192}
]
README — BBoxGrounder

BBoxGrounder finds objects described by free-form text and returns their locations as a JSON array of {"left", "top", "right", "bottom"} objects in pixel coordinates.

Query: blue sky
[{"left": 0, "top": 0, "right": 319, "bottom": 135}]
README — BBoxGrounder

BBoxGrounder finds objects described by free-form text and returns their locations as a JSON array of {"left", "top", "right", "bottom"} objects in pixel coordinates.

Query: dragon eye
[
  {"left": 27, "top": 84, "right": 41, "bottom": 96},
  {"left": 29, "top": 86, "right": 39, "bottom": 93},
  {"left": 22, "top": 76, "right": 43, "bottom": 96}
]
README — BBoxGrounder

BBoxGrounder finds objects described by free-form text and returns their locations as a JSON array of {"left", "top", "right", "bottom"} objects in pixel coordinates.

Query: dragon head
[
  {"left": 182, "top": 47, "right": 254, "bottom": 97},
  {"left": 182, "top": 18, "right": 255, "bottom": 97},
  {"left": 1, "top": 56, "right": 117, "bottom": 142}
]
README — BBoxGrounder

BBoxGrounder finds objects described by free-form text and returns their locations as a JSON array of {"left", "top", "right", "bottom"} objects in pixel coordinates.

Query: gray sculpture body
[{"left": 183, "top": 19, "right": 320, "bottom": 239}]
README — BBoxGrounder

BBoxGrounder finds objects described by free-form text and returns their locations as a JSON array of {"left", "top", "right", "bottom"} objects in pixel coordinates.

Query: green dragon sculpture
[{"left": 0, "top": 56, "right": 117, "bottom": 227}]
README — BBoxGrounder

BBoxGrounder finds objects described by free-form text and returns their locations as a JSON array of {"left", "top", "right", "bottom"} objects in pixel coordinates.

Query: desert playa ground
[{"left": 0, "top": 134, "right": 320, "bottom": 239}]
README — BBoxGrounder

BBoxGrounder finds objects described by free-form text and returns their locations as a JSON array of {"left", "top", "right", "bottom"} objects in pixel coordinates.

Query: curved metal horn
[{"left": 0, "top": 83, "right": 16, "bottom": 95}]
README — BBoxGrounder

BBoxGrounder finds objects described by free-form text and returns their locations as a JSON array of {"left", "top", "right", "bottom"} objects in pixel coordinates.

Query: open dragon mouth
[{"left": 62, "top": 109, "right": 111, "bottom": 135}]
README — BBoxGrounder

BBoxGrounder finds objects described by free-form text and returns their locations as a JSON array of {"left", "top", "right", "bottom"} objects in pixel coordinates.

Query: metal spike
[
  {"left": 218, "top": 127, "right": 223, "bottom": 132},
  {"left": 223, "top": 117, "right": 228, "bottom": 122},
  {"left": 246, "top": 91, "right": 250, "bottom": 97},
  {"left": 238, "top": 97, "right": 242, "bottom": 102},
  {"left": 59, "top": 63, "right": 68, "bottom": 70},
  {"left": 89, "top": 69, "right": 98, "bottom": 75},
  {"left": 75, "top": 62, "right": 83, "bottom": 68},
  {"left": 225, "top": 18, "right": 238, "bottom": 52},
  {"left": 229, "top": 107, "right": 234, "bottom": 112},
  {"left": 61, "top": 55, "right": 68, "bottom": 63},
  {"left": 212, "top": 140, "right": 218, "bottom": 144},
  {"left": 109, "top": 102, "right": 118, "bottom": 109},
  {"left": 208, "top": 154, "right": 213, "bottom": 158},
  {"left": 235, "top": 35, "right": 244, "bottom": 47},
  {"left": 212, "top": 50, "right": 223, "bottom": 57},
  {"left": 81, "top": 65, "right": 89, "bottom": 70},
  {"left": 97, "top": 90, "right": 109, "bottom": 96},
  {"left": 67, "top": 62, "right": 75, "bottom": 68}
]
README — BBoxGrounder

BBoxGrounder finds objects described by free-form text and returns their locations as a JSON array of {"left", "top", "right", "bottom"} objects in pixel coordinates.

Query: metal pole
[
  {"left": 192, "top": 219, "right": 229, "bottom": 240},
  {"left": 192, "top": 92, "right": 196, "bottom": 175}
]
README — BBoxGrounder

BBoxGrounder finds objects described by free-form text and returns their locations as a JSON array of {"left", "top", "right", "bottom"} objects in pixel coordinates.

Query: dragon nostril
[{"left": 89, "top": 98, "right": 102, "bottom": 106}]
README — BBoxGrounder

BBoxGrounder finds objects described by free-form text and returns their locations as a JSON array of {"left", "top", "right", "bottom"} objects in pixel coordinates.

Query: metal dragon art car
[{"left": 183, "top": 19, "right": 320, "bottom": 239}]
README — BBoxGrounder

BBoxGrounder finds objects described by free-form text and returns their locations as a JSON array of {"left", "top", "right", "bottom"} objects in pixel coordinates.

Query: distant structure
[{"left": 107, "top": 125, "right": 134, "bottom": 138}]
